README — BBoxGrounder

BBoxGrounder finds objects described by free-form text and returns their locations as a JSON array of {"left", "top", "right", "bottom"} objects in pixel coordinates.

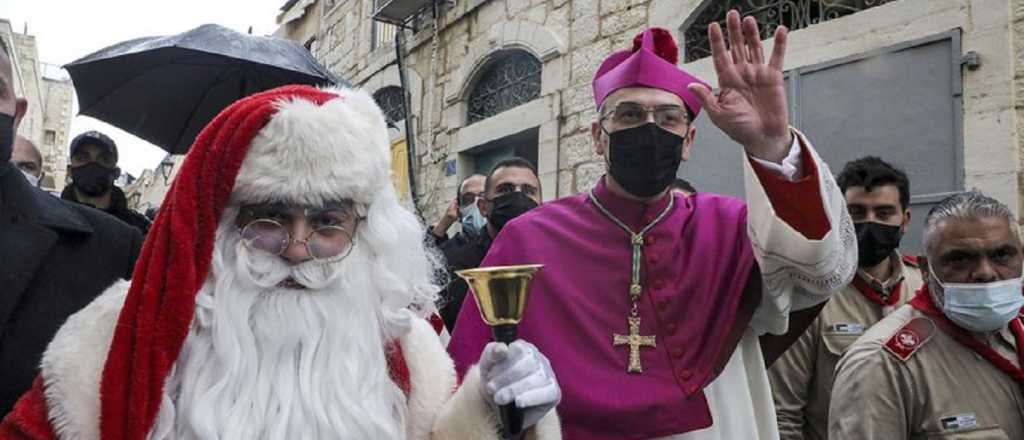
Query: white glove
[{"left": 478, "top": 340, "right": 561, "bottom": 429}]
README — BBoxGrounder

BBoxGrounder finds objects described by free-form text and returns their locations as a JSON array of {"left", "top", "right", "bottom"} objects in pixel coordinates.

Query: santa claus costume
[{"left": 0, "top": 85, "right": 561, "bottom": 440}]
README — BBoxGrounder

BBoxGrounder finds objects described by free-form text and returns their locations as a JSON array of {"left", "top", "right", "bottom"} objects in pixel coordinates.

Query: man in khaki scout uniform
[
  {"left": 830, "top": 191, "right": 1024, "bottom": 440},
  {"left": 768, "top": 156, "right": 922, "bottom": 440}
]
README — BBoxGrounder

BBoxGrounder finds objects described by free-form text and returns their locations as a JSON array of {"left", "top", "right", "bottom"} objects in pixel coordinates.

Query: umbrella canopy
[{"left": 66, "top": 23, "right": 346, "bottom": 154}]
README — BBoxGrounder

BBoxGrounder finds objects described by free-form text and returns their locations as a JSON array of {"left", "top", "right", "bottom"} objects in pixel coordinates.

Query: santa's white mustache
[{"left": 234, "top": 240, "right": 351, "bottom": 291}]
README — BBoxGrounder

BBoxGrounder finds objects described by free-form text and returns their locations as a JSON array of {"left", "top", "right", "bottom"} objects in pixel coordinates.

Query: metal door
[{"left": 681, "top": 31, "right": 964, "bottom": 253}]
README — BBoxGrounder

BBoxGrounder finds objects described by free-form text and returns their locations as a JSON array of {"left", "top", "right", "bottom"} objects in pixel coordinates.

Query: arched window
[
  {"left": 466, "top": 50, "right": 542, "bottom": 124},
  {"left": 373, "top": 86, "right": 407, "bottom": 125},
  {"left": 682, "top": 0, "right": 900, "bottom": 62}
]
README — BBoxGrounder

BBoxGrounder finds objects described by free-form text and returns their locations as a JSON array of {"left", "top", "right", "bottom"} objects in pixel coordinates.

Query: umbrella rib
[
  {"left": 77, "top": 52, "right": 243, "bottom": 115},
  {"left": 68, "top": 25, "right": 345, "bottom": 154},
  {"left": 171, "top": 65, "right": 243, "bottom": 150},
  {"left": 79, "top": 58, "right": 318, "bottom": 117},
  {"left": 78, "top": 62, "right": 177, "bottom": 116}
]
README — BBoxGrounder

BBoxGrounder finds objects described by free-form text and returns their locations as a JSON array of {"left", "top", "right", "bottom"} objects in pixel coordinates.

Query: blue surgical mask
[
  {"left": 460, "top": 202, "right": 487, "bottom": 236},
  {"left": 930, "top": 265, "right": 1024, "bottom": 332}
]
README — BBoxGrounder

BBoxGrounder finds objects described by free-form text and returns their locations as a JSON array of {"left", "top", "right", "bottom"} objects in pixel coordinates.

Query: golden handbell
[
  {"left": 455, "top": 264, "right": 543, "bottom": 440},
  {"left": 456, "top": 264, "right": 543, "bottom": 329}
]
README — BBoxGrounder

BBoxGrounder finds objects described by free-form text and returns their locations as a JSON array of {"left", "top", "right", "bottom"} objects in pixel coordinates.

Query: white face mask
[
  {"left": 20, "top": 169, "right": 39, "bottom": 187},
  {"left": 930, "top": 264, "right": 1024, "bottom": 333}
]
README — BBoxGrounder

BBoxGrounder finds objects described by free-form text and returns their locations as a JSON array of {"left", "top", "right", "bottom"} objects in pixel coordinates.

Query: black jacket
[
  {"left": 0, "top": 167, "right": 142, "bottom": 415},
  {"left": 438, "top": 232, "right": 493, "bottom": 330},
  {"left": 61, "top": 185, "right": 151, "bottom": 235}
]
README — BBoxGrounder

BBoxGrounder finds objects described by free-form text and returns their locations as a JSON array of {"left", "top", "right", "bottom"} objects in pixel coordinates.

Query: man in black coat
[
  {"left": 61, "top": 130, "right": 151, "bottom": 235},
  {"left": 0, "top": 41, "right": 143, "bottom": 416},
  {"left": 429, "top": 174, "right": 486, "bottom": 248}
]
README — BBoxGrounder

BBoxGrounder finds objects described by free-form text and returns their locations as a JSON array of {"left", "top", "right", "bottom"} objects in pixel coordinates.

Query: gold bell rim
[{"left": 455, "top": 264, "right": 544, "bottom": 280}]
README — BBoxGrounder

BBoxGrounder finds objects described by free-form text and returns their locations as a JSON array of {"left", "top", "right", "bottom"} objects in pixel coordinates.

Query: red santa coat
[{"left": 0, "top": 282, "right": 561, "bottom": 440}]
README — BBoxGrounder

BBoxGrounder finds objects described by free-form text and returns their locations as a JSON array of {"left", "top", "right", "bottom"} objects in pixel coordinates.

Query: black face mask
[
  {"left": 606, "top": 122, "right": 684, "bottom": 198},
  {"left": 855, "top": 221, "right": 903, "bottom": 268},
  {"left": 71, "top": 162, "right": 117, "bottom": 197},
  {"left": 0, "top": 113, "right": 14, "bottom": 171},
  {"left": 487, "top": 191, "right": 539, "bottom": 231}
]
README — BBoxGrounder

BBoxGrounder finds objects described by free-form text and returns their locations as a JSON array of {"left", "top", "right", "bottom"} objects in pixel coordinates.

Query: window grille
[
  {"left": 466, "top": 50, "right": 542, "bottom": 124},
  {"left": 683, "top": 0, "right": 900, "bottom": 62}
]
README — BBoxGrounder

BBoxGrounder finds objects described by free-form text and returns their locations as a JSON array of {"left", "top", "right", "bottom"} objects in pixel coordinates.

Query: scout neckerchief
[
  {"left": 853, "top": 273, "right": 903, "bottom": 307},
  {"left": 589, "top": 188, "right": 675, "bottom": 373},
  {"left": 909, "top": 286, "right": 1024, "bottom": 382}
]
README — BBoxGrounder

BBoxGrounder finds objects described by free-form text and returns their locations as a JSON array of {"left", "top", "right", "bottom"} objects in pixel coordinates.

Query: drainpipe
[{"left": 394, "top": 29, "right": 420, "bottom": 213}]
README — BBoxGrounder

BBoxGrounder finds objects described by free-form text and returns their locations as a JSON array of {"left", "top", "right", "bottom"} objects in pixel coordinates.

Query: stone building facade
[
  {"left": 123, "top": 155, "right": 185, "bottom": 213},
  {"left": 274, "top": 0, "right": 323, "bottom": 48},
  {"left": 119, "top": 1, "right": 1024, "bottom": 250},
  {"left": 0, "top": 19, "right": 74, "bottom": 192},
  {"left": 5, "top": 24, "right": 45, "bottom": 146},
  {"left": 39, "top": 67, "right": 73, "bottom": 191},
  {"left": 302, "top": 0, "right": 1024, "bottom": 251}
]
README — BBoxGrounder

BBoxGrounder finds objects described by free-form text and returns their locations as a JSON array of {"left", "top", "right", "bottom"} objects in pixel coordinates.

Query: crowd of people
[{"left": 0, "top": 8, "right": 1021, "bottom": 440}]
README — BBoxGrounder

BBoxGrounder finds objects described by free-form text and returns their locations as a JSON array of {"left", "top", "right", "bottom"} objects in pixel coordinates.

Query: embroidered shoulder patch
[{"left": 883, "top": 317, "right": 936, "bottom": 361}]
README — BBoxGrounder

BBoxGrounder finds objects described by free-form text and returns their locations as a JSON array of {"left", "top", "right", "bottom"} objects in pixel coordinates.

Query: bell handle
[{"left": 491, "top": 324, "right": 524, "bottom": 439}]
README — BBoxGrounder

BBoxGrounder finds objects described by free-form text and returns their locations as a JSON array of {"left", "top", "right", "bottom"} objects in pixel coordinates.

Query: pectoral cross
[
  {"left": 589, "top": 189, "right": 673, "bottom": 375},
  {"left": 613, "top": 315, "right": 657, "bottom": 373}
]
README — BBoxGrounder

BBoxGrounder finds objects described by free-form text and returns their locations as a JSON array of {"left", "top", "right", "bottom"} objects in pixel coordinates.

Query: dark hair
[
  {"left": 456, "top": 174, "right": 486, "bottom": 201},
  {"left": 670, "top": 178, "right": 696, "bottom": 194},
  {"left": 484, "top": 157, "right": 539, "bottom": 195},
  {"left": 836, "top": 156, "right": 910, "bottom": 210}
]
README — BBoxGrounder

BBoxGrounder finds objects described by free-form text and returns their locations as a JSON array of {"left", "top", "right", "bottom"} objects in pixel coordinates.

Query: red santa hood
[{"left": 98, "top": 84, "right": 394, "bottom": 440}]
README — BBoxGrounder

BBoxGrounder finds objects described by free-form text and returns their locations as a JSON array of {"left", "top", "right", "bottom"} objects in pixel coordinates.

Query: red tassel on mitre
[{"left": 633, "top": 27, "right": 678, "bottom": 65}]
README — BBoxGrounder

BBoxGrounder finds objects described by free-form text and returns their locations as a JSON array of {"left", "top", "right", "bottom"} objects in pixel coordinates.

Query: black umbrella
[{"left": 66, "top": 23, "right": 346, "bottom": 154}]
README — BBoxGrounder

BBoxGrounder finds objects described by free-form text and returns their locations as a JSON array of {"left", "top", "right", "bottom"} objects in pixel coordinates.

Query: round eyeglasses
[{"left": 237, "top": 203, "right": 360, "bottom": 260}]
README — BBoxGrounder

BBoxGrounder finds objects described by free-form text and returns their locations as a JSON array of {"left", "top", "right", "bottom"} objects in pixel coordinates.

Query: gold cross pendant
[{"left": 613, "top": 315, "right": 657, "bottom": 373}]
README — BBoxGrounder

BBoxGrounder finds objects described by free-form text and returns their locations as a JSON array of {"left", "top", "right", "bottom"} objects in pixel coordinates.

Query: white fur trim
[
  {"left": 527, "top": 405, "right": 562, "bottom": 440},
  {"left": 431, "top": 366, "right": 562, "bottom": 440},
  {"left": 231, "top": 86, "right": 392, "bottom": 206},
  {"left": 401, "top": 317, "right": 457, "bottom": 439},
  {"left": 35, "top": 285, "right": 561, "bottom": 440},
  {"left": 39, "top": 280, "right": 130, "bottom": 440}
]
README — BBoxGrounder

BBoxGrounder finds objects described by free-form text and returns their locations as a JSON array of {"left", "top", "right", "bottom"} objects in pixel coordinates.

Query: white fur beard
[{"left": 148, "top": 229, "right": 408, "bottom": 440}]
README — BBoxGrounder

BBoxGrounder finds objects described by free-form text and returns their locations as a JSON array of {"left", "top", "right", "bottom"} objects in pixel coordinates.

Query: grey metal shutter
[{"left": 681, "top": 31, "right": 964, "bottom": 253}]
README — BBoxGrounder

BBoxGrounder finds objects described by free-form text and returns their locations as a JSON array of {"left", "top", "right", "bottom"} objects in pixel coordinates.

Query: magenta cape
[{"left": 449, "top": 180, "right": 758, "bottom": 439}]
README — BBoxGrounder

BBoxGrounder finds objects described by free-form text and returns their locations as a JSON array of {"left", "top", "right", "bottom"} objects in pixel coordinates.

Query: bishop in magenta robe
[{"left": 448, "top": 11, "right": 857, "bottom": 440}]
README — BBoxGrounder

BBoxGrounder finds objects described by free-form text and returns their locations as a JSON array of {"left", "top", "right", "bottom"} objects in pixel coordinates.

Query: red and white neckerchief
[
  {"left": 909, "top": 286, "right": 1024, "bottom": 382},
  {"left": 853, "top": 273, "right": 903, "bottom": 316}
]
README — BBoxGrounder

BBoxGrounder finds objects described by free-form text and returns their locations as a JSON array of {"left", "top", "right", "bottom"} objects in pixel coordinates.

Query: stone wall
[
  {"left": 318, "top": 0, "right": 594, "bottom": 222},
  {"left": 315, "top": 0, "right": 1023, "bottom": 222},
  {"left": 41, "top": 76, "right": 73, "bottom": 191},
  {"left": 1, "top": 21, "right": 73, "bottom": 192},
  {"left": 274, "top": 0, "right": 322, "bottom": 46},
  {"left": 11, "top": 33, "right": 44, "bottom": 145},
  {"left": 1014, "top": 0, "right": 1024, "bottom": 217},
  {"left": 659, "top": 0, "right": 1022, "bottom": 216},
  {"left": 124, "top": 155, "right": 185, "bottom": 212}
]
